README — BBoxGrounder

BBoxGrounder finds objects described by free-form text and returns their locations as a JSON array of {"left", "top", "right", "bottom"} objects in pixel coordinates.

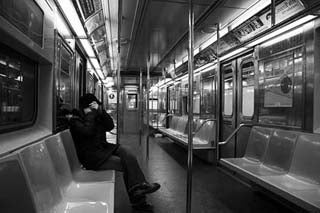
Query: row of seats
[
  {"left": 0, "top": 129, "right": 115, "bottom": 213},
  {"left": 219, "top": 126, "right": 320, "bottom": 212},
  {"left": 148, "top": 113, "right": 166, "bottom": 127},
  {"left": 158, "top": 115, "right": 215, "bottom": 148}
]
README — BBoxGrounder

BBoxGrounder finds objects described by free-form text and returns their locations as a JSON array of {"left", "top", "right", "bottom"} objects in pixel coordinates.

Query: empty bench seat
[
  {"left": 0, "top": 154, "right": 37, "bottom": 213},
  {"left": 193, "top": 119, "right": 215, "bottom": 146},
  {"left": 18, "top": 140, "right": 114, "bottom": 213},
  {"left": 220, "top": 126, "right": 320, "bottom": 212},
  {"left": 159, "top": 116, "right": 215, "bottom": 148}
]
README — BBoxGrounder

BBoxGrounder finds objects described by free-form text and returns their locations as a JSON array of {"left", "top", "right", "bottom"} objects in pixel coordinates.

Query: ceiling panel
[
  {"left": 119, "top": 0, "right": 262, "bottom": 75},
  {"left": 121, "top": 0, "right": 213, "bottom": 72}
]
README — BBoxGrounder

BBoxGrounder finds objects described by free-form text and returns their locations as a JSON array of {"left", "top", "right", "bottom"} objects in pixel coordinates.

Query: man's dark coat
[{"left": 69, "top": 109, "right": 119, "bottom": 169}]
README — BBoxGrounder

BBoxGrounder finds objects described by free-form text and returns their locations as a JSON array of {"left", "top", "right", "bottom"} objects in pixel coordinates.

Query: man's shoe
[
  {"left": 129, "top": 182, "right": 161, "bottom": 198},
  {"left": 132, "top": 201, "right": 154, "bottom": 212}
]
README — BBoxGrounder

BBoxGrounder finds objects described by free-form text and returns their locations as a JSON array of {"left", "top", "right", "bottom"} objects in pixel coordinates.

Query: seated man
[{"left": 68, "top": 93, "right": 160, "bottom": 211}]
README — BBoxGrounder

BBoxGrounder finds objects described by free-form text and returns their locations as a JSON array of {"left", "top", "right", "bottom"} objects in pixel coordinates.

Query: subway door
[
  {"left": 220, "top": 61, "right": 237, "bottom": 158},
  {"left": 123, "top": 86, "right": 140, "bottom": 134},
  {"left": 235, "top": 56, "right": 256, "bottom": 158}
]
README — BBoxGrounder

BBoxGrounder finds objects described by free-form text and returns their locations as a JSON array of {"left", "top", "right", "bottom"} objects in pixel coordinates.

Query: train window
[
  {"left": 168, "top": 86, "right": 176, "bottom": 114},
  {"left": 258, "top": 47, "right": 304, "bottom": 127},
  {"left": 262, "top": 55, "right": 294, "bottom": 108},
  {"left": 0, "top": 0, "right": 44, "bottom": 46},
  {"left": 0, "top": 43, "right": 37, "bottom": 132},
  {"left": 175, "top": 83, "right": 181, "bottom": 115},
  {"left": 193, "top": 94, "right": 200, "bottom": 114},
  {"left": 159, "top": 87, "right": 166, "bottom": 112},
  {"left": 57, "top": 44, "right": 73, "bottom": 108},
  {"left": 223, "top": 69, "right": 233, "bottom": 116},
  {"left": 86, "top": 72, "right": 95, "bottom": 93},
  {"left": 127, "top": 94, "right": 138, "bottom": 109},
  {"left": 201, "top": 77, "right": 215, "bottom": 117},
  {"left": 241, "top": 61, "right": 254, "bottom": 117},
  {"left": 56, "top": 38, "right": 74, "bottom": 130}
]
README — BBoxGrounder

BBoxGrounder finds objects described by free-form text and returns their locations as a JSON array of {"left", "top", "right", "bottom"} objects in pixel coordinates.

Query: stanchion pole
[
  {"left": 186, "top": 0, "right": 194, "bottom": 212},
  {"left": 139, "top": 68, "right": 143, "bottom": 145},
  {"left": 116, "top": 0, "right": 122, "bottom": 144},
  {"left": 116, "top": 53, "right": 121, "bottom": 144},
  {"left": 157, "top": 77, "right": 160, "bottom": 129},
  {"left": 146, "top": 59, "right": 150, "bottom": 160},
  {"left": 216, "top": 23, "right": 221, "bottom": 163}
]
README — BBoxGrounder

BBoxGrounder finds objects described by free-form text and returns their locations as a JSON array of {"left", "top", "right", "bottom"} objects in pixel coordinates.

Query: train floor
[{"left": 114, "top": 132, "right": 295, "bottom": 213}]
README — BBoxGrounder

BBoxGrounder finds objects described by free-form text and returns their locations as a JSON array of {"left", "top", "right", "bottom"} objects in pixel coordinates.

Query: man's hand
[{"left": 89, "top": 101, "right": 99, "bottom": 110}]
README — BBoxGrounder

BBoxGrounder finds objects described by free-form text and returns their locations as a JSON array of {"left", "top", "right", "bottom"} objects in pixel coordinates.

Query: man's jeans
[{"left": 97, "top": 145, "right": 147, "bottom": 203}]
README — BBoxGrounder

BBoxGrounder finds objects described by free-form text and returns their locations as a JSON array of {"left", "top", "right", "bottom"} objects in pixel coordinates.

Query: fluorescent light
[
  {"left": 194, "top": 47, "right": 200, "bottom": 55},
  {"left": 195, "top": 62, "right": 216, "bottom": 74},
  {"left": 90, "top": 58, "right": 100, "bottom": 69},
  {"left": 219, "top": 27, "right": 229, "bottom": 37},
  {"left": 183, "top": 56, "right": 188, "bottom": 63},
  {"left": 220, "top": 47, "right": 247, "bottom": 61},
  {"left": 229, "top": 0, "right": 271, "bottom": 31},
  {"left": 56, "top": 0, "right": 86, "bottom": 37},
  {"left": 176, "top": 60, "right": 183, "bottom": 68},
  {"left": 87, "top": 61, "right": 93, "bottom": 70},
  {"left": 261, "top": 27, "right": 303, "bottom": 47},
  {"left": 200, "top": 34, "right": 217, "bottom": 50},
  {"left": 80, "top": 39, "right": 95, "bottom": 57},
  {"left": 95, "top": 68, "right": 105, "bottom": 80},
  {"left": 56, "top": 12, "right": 72, "bottom": 37},
  {"left": 248, "top": 15, "right": 316, "bottom": 47}
]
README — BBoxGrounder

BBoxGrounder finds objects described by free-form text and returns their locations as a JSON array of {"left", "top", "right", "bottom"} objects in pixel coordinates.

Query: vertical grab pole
[
  {"left": 186, "top": 0, "right": 194, "bottom": 212},
  {"left": 271, "top": 0, "right": 276, "bottom": 26},
  {"left": 157, "top": 77, "right": 160, "bottom": 129},
  {"left": 139, "top": 68, "right": 143, "bottom": 145},
  {"left": 116, "top": 54, "right": 121, "bottom": 144},
  {"left": 146, "top": 59, "right": 150, "bottom": 160},
  {"left": 116, "top": 0, "right": 122, "bottom": 144},
  {"left": 216, "top": 23, "right": 221, "bottom": 162}
]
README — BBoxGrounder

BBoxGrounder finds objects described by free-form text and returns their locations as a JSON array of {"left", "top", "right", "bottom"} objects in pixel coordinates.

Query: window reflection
[
  {"left": 223, "top": 69, "right": 233, "bottom": 116},
  {"left": 0, "top": 43, "right": 36, "bottom": 131},
  {"left": 241, "top": 61, "right": 254, "bottom": 117},
  {"left": 56, "top": 38, "right": 73, "bottom": 130},
  {"left": 258, "top": 47, "right": 304, "bottom": 127},
  {"left": 201, "top": 76, "right": 215, "bottom": 117},
  {"left": 127, "top": 94, "right": 137, "bottom": 109}
]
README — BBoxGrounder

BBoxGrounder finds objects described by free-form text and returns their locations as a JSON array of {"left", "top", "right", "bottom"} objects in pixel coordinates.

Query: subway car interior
[{"left": 1, "top": 0, "right": 320, "bottom": 212}]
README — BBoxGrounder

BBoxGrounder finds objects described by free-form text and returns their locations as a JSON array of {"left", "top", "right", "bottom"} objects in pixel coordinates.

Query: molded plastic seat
[
  {"left": 0, "top": 154, "right": 36, "bottom": 213},
  {"left": 158, "top": 113, "right": 166, "bottom": 127},
  {"left": 18, "top": 142, "right": 112, "bottom": 213},
  {"left": 262, "top": 130, "right": 298, "bottom": 172},
  {"left": 59, "top": 129, "right": 115, "bottom": 182},
  {"left": 193, "top": 119, "right": 215, "bottom": 145},
  {"left": 221, "top": 127, "right": 274, "bottom": 172},
  {"left": 176, "top": 116, "right": 188, "bottom": 134},
  {"left": 262, "top": 133, "right": 320, "bottom": 212},
  {"left": 45, "top": 136, "right": 114, "bottom": 200},
  {"left": 220, "top": 127, "right": 320, "bottom": 212}
]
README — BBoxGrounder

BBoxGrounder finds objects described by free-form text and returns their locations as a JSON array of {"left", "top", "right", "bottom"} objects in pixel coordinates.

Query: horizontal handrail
[
  {"left": 218, "top": 123, "right": 253, "bottom": 146},
  {"left": 193, "top": 118, "right": 216, "bottom": 136}
]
